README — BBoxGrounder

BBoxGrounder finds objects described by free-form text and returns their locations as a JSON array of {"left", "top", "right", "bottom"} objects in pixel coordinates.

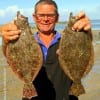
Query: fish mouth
[{"left": 14, "top": 11, "right": 28, "bottom": 21}]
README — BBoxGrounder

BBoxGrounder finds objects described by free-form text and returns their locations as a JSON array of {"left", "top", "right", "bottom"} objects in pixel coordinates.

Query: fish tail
[
  {"left": 69, "top": 81, "right": 85, "bottom": 96},
  {"left": 23, "top": 82, "right": 38, "bottom": 99}
]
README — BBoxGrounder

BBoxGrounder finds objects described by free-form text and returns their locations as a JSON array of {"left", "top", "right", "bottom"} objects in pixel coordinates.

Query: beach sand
[
  {"left": 0, "top": 46, "right": 23, "bottom": 100},
  {"left": 0, "top": 30, "right": 100, "bottom": 100},
  {"left": 79, "top": 44, "right": 100, "bottom": 100}
]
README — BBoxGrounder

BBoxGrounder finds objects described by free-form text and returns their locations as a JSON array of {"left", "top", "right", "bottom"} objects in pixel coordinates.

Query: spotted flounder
[
  {"left": 6, "top": 11, "right": 43, "bottom": 99},
  {"left": 58, "top": 13, "right": 94, "bottom": 96}
]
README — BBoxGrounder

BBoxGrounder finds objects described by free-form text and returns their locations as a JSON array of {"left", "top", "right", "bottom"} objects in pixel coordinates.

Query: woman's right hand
[{"left": 1, "top": 22, "right": 21, "bottom": 43}]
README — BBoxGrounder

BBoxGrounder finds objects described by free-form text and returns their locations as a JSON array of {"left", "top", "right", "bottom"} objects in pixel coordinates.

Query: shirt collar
[{"left": 34, "top": 31, "right": 61, "bottom": 46}]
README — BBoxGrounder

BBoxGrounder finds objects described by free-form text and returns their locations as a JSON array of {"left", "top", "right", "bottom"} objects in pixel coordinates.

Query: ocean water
[
  {"left": 91, "top": 20, "right": 100, "bottom": 30},
  {"left": 0, "top": 20, "right": 100, "bottom": 45},
  {"left": 55, "top": 20, "right": 100, "bottom": 31}
]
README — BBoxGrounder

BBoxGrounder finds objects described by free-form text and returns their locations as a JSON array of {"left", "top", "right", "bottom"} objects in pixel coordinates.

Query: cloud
[
  {"left": 58, "top": 8, "right": 69, "bottom": 21},
  {"left": 0, "top": 5, "right": 19, "bottom": 17},
  {"left": 58, "top": 5, "right": 100, "bottom": 21},
  {"left": 0, "top": 10, "right": 5, "bottom": 17},
  {"left": 0, "top": 5, "right": 19, "bottom": 24},
  {"left": 58, "top": 8, "right": 82, "bottom": 21},
  {"left": 6, "top": 5, "right": 19, "bottom": 13},
  {"left": 0, "top": 4, "right": 100, "bottom": 24},
  {"left": 85, "top": 5, "right": 100, "bottom": 20},
  {"left": 0, "top": 5, "right": 34, "bottom": 24}
]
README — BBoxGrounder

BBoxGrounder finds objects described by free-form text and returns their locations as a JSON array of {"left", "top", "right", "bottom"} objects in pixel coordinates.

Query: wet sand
[
  {"left": 0, "top": 30, "right": 100, "bottom": 100},
  {"left": 79, "top": 44, "right": 100, "bottom": 100}
]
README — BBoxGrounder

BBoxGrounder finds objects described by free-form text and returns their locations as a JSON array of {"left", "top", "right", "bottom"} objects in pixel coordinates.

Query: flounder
[
  {"left": 5, "top": 11, "right": 43, "bottom": 99},
  {"left": 58, "top": 13, "right": 94, "bottom": 96}
]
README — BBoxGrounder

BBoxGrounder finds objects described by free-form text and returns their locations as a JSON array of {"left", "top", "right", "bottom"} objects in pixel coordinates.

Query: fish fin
[
  {"left": 23, "top": 83, "right": 37, "bottom": 99},
  {"left": 83, "top": 43, "right": 94, "bottom": 77},
  {"left": 69, "top": 81, "right": 85, "bottom": 96}
]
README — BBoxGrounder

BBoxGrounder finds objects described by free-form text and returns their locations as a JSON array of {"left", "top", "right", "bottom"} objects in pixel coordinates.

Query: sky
[{"left": 0, "top": 0, "right": 100, "bottom": 24}]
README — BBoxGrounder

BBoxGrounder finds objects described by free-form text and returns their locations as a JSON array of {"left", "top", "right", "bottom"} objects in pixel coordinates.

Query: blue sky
[{"left": 0, "top": 0, "right": 100, "bottom": 24}]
